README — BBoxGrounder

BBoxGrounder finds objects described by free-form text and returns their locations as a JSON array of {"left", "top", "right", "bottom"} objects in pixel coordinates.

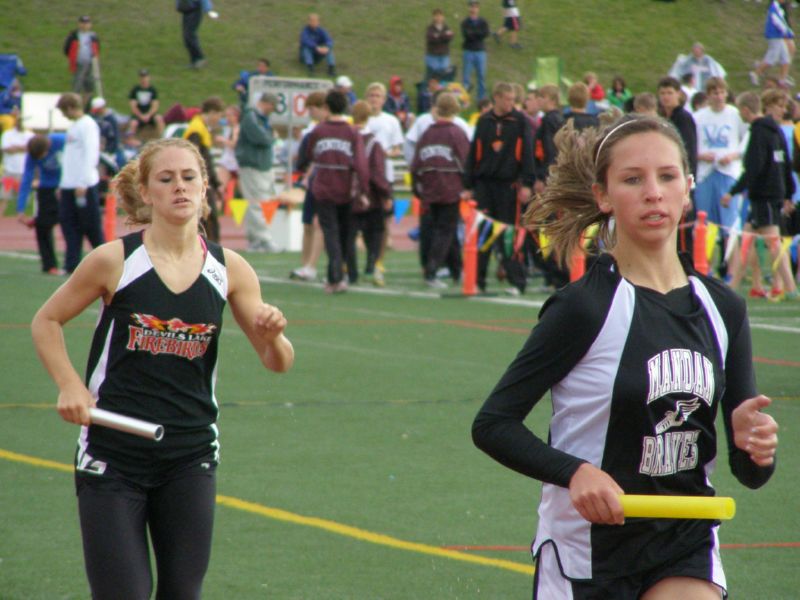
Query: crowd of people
[
  {"left": 1, "top": 2, "right": 798, "bottom": 300},
  {"left": 3, "top": 3, "right": 790, "bottom": 599}
]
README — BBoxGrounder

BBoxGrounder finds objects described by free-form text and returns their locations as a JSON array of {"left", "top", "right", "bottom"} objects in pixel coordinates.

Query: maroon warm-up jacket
[
  {"left": 352, "top": 130, "right": 391, "bottom": 214},
  {"left": 301, "top": 120, "right": 369, "bottom": 204},
  {"left": 411, "top": 120, "right": 470, "bottom": 205}
]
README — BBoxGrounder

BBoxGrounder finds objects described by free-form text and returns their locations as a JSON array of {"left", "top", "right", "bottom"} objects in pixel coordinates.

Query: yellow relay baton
[{"left": 619, "top": 495, "right": 736, "bottom": 520}]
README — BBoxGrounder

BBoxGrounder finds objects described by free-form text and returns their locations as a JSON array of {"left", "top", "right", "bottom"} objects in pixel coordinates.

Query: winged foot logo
[{"left": 639, "top": 349, "right": 715, "bottom": 477}]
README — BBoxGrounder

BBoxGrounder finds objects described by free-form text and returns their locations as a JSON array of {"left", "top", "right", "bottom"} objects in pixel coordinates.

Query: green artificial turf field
[{"left": 0, "top": 247, "right": 798, "bottom": 599}]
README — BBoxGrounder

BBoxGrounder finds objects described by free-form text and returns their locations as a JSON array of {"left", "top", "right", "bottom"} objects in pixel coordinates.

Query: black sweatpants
[
  {"left": 75, "top": 462, "right": 216, "bottom": 600},
  {"left": 34, "top": 187, "right": 59, "bottom": 271},
  {"left": 316, "top": 200, "right": 351, "bottom": 284},
  {"left": 419, "top": 208, "right": 462, "bottom": 281},
  {"left": 181, "top": 7, "right": 204, "bottom": 63},
  {"left": 474, "top": 179, "right": 526, "bottom": 292},
  {"left": 59, "top": 185, "right": 105, "bottom": 273},
  {"left": 424, "top": 202, "right": 461, "bottom": 281},
  {"left": 346, "top": 207, "right": 384, "bottom": 282}
]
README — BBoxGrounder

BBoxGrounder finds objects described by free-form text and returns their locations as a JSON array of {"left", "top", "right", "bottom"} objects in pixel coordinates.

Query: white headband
[{"left": 594, "top": 119, "right": 639, "bottom": 163}]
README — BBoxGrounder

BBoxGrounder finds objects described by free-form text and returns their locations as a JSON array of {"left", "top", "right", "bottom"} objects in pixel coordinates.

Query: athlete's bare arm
[
  {"left": 225, "top": 249, "right": 294, "bottom": 373},
  {"left": 31, "top": 241, "right": 124, "bottom": 426}
]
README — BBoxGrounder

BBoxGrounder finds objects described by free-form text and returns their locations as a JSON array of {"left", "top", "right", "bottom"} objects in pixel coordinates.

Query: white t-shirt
[
  {"left": 60, "top": 114, "right": 100, "bottom": 189},
  {"left": 403, "top": 112, "right": 473, "bottom": 163},
  {"left": 366, "top": 111, "right": 404, "bottom": 183},
  {"left": 1, "top": 128, "right": 34, "bottom": 175},
  {"left": 693, "top": 104, "right": 748, "bottom": 183}
]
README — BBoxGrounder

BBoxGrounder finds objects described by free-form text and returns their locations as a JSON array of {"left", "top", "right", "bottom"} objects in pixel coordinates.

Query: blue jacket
[
  {"left": 232, "top": 69, "right": 274, "bottom": 105},
  {"left": 300, "top": 25, "right": 333, "bottom": 51},
  {"left": 765, "top": 1, "right": 793, "bottom": 39},
  {"left": 17, "top": 133, "right": 65, "bottom": 212}
]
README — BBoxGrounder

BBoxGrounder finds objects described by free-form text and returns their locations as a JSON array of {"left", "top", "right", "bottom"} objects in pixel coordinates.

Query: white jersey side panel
[{"left": 534, "top": 279, "right": 635, "bottom": 579}]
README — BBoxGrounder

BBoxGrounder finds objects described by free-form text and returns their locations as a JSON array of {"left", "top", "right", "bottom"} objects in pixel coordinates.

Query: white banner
[{"left": 247, "top": 76, "right": 333, "bottom": 126}]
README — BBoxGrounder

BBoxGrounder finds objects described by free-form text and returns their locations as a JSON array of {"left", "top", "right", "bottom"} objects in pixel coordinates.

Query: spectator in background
[
  {"left": 0, "top": 54, "right": 26, "bottom": 133},
  {"left": 183, "top": 96, "right": 225, "bottom": 241},
  {"left": 347, "top": 100, "right": 392, "bottom": 286},
  {"left": 232, "top": 58, "right": 274, "bottom": 108},
  {"left": 235, "top": 93, "right": 280, "bottom": 253},
  {"left": 680, "top": 73, "right": 699, "bottom": 108},
  {"left": 723, "top": 90, "right": 798, "bottom": 300},
  {"left": 461, "top": 0, "right": 490, "bottom": 101},
  {"left": 89, "top": 97, "right": 125, "bottom": 184},
  {"left": 290, "top": 90, "right": 329, "bottom": 283},
  {"left": 691, "top": 91, "right": 709, "bottom": 113},
  {"left": 56, "top": 92, "right": 103, "bottom": 273},
  {"left": 298, "top": 90, "right": 369, "bottom": 293},
  {"left": 565, "top": 82, "right": 600, "bottom": 131},
  {"left": 215, "top": 104, "right": 240, "bottom": 200},
  {"left": 465, "top": 82, "right": 535, "bottom": 296},
  {"left": 176, "top": 0, "right": 213, "bottom": 69},
  {"left": 607, "top": 75, "right": 633, "bottom": 111},
  {"left": 532, "top": 83, "right": 569, "bottom": 290},
  {"left": 404, "top": 88, "right": 473, "bottom": 164},
  {"left": 522, "top": 88, "right": 541, "bottom": 136},
  {"left": 16, "top": 133, "right": 65, "bottom": 274},
  {"left": 533, "top": 84, "right": 564, "bottom": 192},
  {"left": 63, "top": 15, "right": 100, "bottom": 105},
  {"left": 411, "top": 92, "right": 470, "bottom": 288},
  {"left": 780, "top": 97, "right": 800, "bottom": 204},
  {"left": 299, "top": 13, "right": 336, "bottom": 76},
  {"left": 1, "top": 107, "right": 33, "bottom": 214},
  {"left": 425, "top": 8, "right": 454, "bottom": 77},
  {"left": 366, "top": 81, "right": 405, "bottom": 284},
  {"left": 694, "top": 76, "right": 748, "bottom": 279},
  {"left": 492, "top": 0, "right": 522, "bottom": 49},
  {"left": 751, "top": 0, "right": 795, "bottom": 89},
  {"left": 633, "top": 91, "right": 658, "bottom": 116},
  {"left": 384, "top": 76, "right": 415, "bottom": 130},
  {"left": 583, "top": 71, "right": 607, "bottom": 115},
  {"left": 669, "top": 42, "right": 727, "bottom": 95},
  {"left": 658, "top": 77, "right": 698, "bottom": 179},
  {"left": 468, "top": 96, "right": 493, "bottom": 127},
  {"left": 0, "top": 79, "right": 24, "bottom": 132},
  {"left": 658, "top": 76, "right": 697, "bottom": 260},
  {"left": 128, "top": 69, "right": 165, "bottom": 138},
  {"left": 334, "top": 75, "right": 357, "bottom": 108},
  {"left": 417, "top": 77, "right": 444, "bottom": 115}
]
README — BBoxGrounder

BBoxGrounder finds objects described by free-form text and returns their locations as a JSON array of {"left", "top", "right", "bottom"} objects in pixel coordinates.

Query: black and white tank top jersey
[
  {"left": 77, "top": 231, "right": 227, "bottom": 476},
  {"left": 481, "top": 254, "right": 767, "bottom": 580}
]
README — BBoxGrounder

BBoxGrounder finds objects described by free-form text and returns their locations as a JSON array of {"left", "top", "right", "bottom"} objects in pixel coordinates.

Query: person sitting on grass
[{"left": 299, "top": 13, "right": 335, "bottom": 76}]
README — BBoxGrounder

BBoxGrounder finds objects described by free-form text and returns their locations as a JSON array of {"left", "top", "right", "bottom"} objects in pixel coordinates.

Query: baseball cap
[
  {"left": 336, "top": 75, "right": 353, "bottom": 88},
  {"left": 259, "top": 92, "right": 280, "bottom": 106},
  {"left": 468, "top": 0, "right": 479, "bottom": 5},
  {"left": 78, "top": 15, "right": 91, "bottom": 23},
  {"left": 139, "top": 68, "right": 150, "bottom": 77},
  {"left": 90, "top": 97, "right": 106, "bottom": 111}
]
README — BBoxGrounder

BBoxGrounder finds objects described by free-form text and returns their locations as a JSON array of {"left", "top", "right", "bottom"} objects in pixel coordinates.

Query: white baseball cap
[{"left": 336, "top": 75, "right": 353, "bottom": 88}]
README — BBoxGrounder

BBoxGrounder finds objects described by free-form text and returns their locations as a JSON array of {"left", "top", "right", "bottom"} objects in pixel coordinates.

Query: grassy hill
[{"left": 0, "top": 0, "right": 789, "bottom": 115}]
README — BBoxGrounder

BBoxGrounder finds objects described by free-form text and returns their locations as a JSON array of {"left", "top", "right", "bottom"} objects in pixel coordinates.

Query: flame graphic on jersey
[{"left": 132, "top": 313, "right": 216, "bottom": 335}]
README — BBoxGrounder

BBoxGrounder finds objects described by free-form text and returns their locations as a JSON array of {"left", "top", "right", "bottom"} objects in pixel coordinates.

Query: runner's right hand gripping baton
[{"left": 89, "top": 408, "right": 164, "bottom": 441}]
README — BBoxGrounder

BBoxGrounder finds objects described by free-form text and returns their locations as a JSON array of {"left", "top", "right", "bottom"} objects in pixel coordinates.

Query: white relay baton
[{"left": 89, "top": 408, "right": 164, "bottom": 441}]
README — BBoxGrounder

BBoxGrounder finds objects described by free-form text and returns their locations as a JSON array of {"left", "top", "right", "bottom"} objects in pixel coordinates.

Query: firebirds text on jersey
[{"left": 126, "top": 313, "right": 216, "bottom": 360}]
